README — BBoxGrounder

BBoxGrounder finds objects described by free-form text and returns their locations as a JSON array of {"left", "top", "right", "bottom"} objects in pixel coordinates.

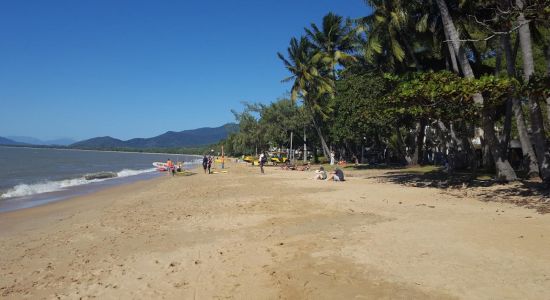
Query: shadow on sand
[{"left": 353, "top": 165, "right": 550, "bottom": 214}]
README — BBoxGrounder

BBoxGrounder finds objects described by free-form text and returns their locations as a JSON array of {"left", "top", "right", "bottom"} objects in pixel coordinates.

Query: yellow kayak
[{"left": 243, "top": 156, "right": 255, "bottom": 163}]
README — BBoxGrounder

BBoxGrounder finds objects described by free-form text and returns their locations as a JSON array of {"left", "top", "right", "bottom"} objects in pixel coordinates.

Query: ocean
[{"left": 0, "top": 146, "right": 201, "bottom": 212}]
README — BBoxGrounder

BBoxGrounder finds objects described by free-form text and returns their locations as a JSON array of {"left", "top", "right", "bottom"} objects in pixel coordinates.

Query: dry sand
[{"left": 1, "top": 161, "right": 549, "bottom": 299}]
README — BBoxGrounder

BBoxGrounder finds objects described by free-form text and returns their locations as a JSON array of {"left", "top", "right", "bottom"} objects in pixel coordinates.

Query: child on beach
[{"left": 207, "top": 156, "right": 213, "bottom": 174}]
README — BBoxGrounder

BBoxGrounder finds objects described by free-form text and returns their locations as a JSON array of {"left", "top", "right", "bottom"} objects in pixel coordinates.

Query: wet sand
[{"left": 1, "top": 161, "right": 549, "bottom": 299}]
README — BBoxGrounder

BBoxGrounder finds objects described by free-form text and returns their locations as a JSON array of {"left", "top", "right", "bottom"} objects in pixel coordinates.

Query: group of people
[
  {"left": 165, "top": 159, "right": 183, "bottom": 176},
  {"left": 167, "top": 152, "right": 345, "bottom": 182},
  {"left": 313, "top": 166, "right": 345, "bottom": 182},
  {"left": 167, "top": 154, "right": 344, "bottom": 181},
  {"left": 257, "top": 151, "right": 344, "bottom": 181},
  {"left": 202, "top": 155, "right": 214, "bottom": 174}
]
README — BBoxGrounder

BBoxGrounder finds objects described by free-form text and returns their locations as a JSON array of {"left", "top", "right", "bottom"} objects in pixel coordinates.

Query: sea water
[{"left": 0, "top": 146, "right": 200, "bottom": 212}]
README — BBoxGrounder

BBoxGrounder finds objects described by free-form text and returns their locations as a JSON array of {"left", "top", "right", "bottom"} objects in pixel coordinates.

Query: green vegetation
[{"left": 222, "top": 0, "right": 550, "bottom": 184}]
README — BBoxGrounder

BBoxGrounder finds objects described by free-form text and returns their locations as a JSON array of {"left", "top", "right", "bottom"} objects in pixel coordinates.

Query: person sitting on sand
[
  {"left": 314, "top": 166, "right": 327, "bottom": 180},
  {"left": 326, "top": 167, "right": 345, "bottom": 182},
  {"left": 295, "top": 163, "right": 310, "bottom": 171}
]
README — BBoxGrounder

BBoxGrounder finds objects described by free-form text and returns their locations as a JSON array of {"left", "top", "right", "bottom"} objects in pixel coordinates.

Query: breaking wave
[{"left": 0, "top": 168, "right": 156, "bottom": 199}]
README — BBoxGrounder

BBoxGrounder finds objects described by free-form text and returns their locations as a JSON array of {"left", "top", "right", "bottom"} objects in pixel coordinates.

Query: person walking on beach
[
  {"left": 202, "top": 155, "right": 208, "bottom": 174},
  {"left": 259, "top": 152, "right": 267, "bottom": 174},
  {"left": 330, "top": 150, "right": 335, "bottom": 165},
  {"left": 166, "top": 159, "right": 175, "bottom": 176},
  {"left": 207, "top": 156, "right": 213, "bottom": 174}
]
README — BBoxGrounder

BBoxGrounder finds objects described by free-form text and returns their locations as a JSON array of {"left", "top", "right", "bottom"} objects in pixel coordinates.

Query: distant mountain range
[
  {"left": 0, "top": 136, "right": 26, "bottom": 146},
  {"left": 0, "top": 123, "right": 239, "bottom": 149},
  {"left": 70, "top": 123, "right": 238, "bottom": 149},
  {"left": 7, "top": 136, "right": 76, "bottom": 146}
]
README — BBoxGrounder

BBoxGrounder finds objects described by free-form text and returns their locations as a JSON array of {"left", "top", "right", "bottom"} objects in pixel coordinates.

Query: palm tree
[
  {"left": 305, "top": 12, "right": 356, "bottom": 79},
  {"left": 358, "top": 0, "right": 422, "bottom": 71},
  {"left": 502, "top": 33, "right": 540, "bottom": 178},
  {"left": 359, "top": 0, "right": 433, "bottom": 165},
  {"left": 435, "top": 0, "right": 518, "bottom": 181},
  {"left": 515, "top": 0, "right": 550, "bottom": 183},
  {"left": 278, "top": 37, "right": 333, "bottom": 158}
]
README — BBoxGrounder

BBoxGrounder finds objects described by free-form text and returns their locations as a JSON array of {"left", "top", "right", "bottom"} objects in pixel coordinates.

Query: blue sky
[{"left": 0, "top": 0, "right": 370, "bottom": 141}]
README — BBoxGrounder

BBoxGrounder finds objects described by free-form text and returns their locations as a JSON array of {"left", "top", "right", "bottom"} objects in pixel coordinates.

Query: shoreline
[
  {"left": 0, "top": 175, "right": 171, "bottom": 235},
  {"left": 1, "top": 161, "right": 549, "bottom": 299},
  {"left": 0, "top": 146, "right": 203, "bottom": 213},
  {"left": 0, "top": 171, "right": 162, "bottom": 213}
]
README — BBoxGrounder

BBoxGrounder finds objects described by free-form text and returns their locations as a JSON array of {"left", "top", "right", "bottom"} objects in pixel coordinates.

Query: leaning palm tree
[{"left": 278, "top": 37, "right": 333, "bottom": 158}]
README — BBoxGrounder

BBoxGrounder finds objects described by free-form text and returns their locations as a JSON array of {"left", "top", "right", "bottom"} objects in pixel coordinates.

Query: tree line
[{"left": 222, "top": 0, "right": 550, "bottom": 183}]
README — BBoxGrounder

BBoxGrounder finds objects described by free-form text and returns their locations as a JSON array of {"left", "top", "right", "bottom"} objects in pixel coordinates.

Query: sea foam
[{"left": 0, "top": 168, "right": 156, "bottom": 199}]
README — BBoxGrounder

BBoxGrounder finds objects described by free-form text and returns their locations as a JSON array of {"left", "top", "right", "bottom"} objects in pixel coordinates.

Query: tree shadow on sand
[{"left": 362, "top": 167, "right": 550, "bottom": 214}]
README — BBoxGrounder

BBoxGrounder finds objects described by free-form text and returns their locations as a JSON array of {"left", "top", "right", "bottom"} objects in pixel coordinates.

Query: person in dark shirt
[
  {"left": 202, "top": 155, "right": 208, "bottom": 174},
  {"left": 327, "top": 167, "right": 345, "bottom": 181}
]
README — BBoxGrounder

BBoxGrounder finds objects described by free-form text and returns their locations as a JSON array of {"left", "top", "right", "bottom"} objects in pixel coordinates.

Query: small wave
[
  {"left": 117, "top": 168, "right": 156, "bottom": 177},
  {"left": 0, "top": 178, "right": 98, "bottom": 199},
  {"left": 0, "top": 168, "right": 156, "bottom": 199}
]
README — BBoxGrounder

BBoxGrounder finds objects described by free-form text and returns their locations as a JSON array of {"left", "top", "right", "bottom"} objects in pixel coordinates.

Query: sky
[{"left": 0, "top": 0, "right": 370, "bottom": 141}]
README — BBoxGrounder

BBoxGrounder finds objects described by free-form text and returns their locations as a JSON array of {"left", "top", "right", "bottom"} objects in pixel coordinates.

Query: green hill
[{"left": 70, "top": 123, "right": 238, "bottom": 150}]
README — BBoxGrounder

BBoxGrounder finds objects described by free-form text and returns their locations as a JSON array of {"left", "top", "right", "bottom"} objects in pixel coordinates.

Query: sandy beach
[{"left": 1, "top": 161, "right": 549, "bottom": 299}]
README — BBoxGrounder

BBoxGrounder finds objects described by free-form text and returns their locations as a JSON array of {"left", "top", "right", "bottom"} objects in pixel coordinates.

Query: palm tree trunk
[
  {"left": 495, "top": 40, "right": 502, "bottom": 76},
  {"left": 546, "top": 37, "right": 550, "bottom": 127},
  {"left": 399, "top": 33, "right": 422, "bottom": 71},
  {"left": 516, "top": 0, "right": 550, "bottom": 183},
  {"left": 395, "top": 126, "right": 407, "bottom": 164},
  {"left": 501, "top": 97, "right": 513, "bottom": 155},
  {"left": 401, "top": 34, "right": 424, "bottom": 166},
  {"left": 437, "top": 120, "right": 460, "bottom": 174},
  {"left": 482, "top": 107, "right": 517, "bottom": 181},
  {"left": 442, "top": 22, "right": 460, "bottom": 74},
  {"left": 483, "top": 139, "right": 495, "bottom": 172},
  {"left": 436, "top": 0, "right": 517, "bottom": 181},
  {"left": 310, "top": 113, "right": 330, "bottom": 159},
  {"left": 411, "top": 119, "right": 426, "bottom": 165},
  {"left": 436, "top": 0, "right": 476, "bottom": 79},
  {"left": 497, "top": 38, "right": 513, "bottom": 157},
  {"left": 502, "top": 33, "right": 539, "bottom": 178}
]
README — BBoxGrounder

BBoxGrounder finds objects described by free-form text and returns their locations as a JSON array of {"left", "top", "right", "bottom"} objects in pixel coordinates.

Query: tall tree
[
  {"left": 359, "top": 0, "right": 421, "bottom": 71},
  {"left": 516, "top": 0, "right": 550, "bottom": 183},
  {"left": 278, "top": 37, "right": 333, "bottom": 158},
  {"left": 360, "top": 0, "right": 431, "bottom": 165},
  {"left": 502, "top": 33, "right": 540, "bottom": 177},
  {"left": 305, "top": 13, "right": 355, "bottom": 79},
  {"left": 435, "top": 0, "right": 517, "bottom": 181}
]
